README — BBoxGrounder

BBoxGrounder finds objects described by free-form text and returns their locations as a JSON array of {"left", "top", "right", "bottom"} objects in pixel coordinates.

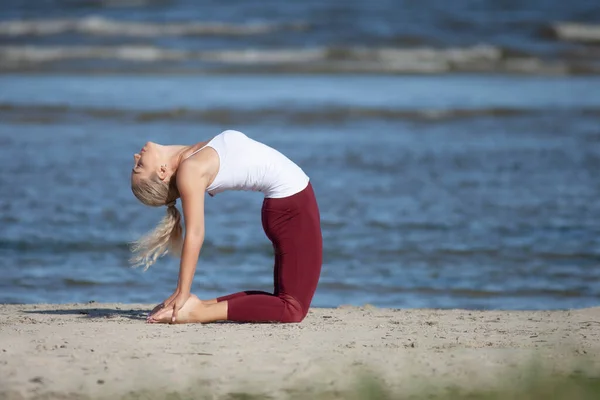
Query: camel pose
[{"left": 130, "top": 130, "right": 322, "bottom": 324}]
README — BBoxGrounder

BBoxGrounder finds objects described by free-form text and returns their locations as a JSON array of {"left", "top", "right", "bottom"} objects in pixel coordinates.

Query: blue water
[
  {"left": 0, "top": 0, "right": 599, "bottom": 74},
  {"left": 1, "top": 1, "right": 600, "bottom": 310},
  {"left": 2, "top": 73, "right": 600, "bottom": 309},
  {"left": 2, "top": 75, "right": 600, "bottom": 110}
]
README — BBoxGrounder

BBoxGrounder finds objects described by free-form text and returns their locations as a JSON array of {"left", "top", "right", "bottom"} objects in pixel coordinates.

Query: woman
[{"left": 130, "top": 130, "right": 322, "bottom": 324}]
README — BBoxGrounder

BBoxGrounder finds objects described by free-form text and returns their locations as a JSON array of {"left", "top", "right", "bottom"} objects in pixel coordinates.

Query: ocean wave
[
  {"left": 0, "top": 44, "right": 585, "bottom": 74},
  {"left": 199, "top": 45, "right": 568, "bottom": 75},
  {"left": 67, "top": 0, "right": 177, "bottom": 9},
  {"left": 0, "top": 103, "right": 571, "bottom": 125},
  {"left": 542, "top": 22, "right": 600, "bottom": 44},
  {"left": 0, "top": 16, "right": 308, "bottom": 37},
  {"left": 0, "top": 45, "right": 188, "bottom": 64}
]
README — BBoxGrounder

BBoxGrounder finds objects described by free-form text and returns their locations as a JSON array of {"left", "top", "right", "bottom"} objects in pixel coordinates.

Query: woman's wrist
[{"left": 177, "top": 286, "right": 191, "bottom": 296}]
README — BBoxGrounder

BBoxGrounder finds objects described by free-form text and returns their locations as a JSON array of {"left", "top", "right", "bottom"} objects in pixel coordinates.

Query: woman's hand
[
  {"left": 149, "top": 290, "right": 190, "bottom": 323},
  {"left": 166, "top": 291, "right": 190, "bottom": 323},
  {"left": 147, "top": 290, "right": 180, "bottom": 321}
]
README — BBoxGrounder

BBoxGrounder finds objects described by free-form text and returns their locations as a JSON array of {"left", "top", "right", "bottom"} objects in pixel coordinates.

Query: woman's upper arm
[{"left": 177, "top": 162, "right": 209, "bottom": 238}]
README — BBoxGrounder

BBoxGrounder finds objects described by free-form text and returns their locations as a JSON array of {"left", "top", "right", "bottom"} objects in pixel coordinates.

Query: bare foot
[{"left": 148, "top": 294, "right": 205, "bottom": 324}]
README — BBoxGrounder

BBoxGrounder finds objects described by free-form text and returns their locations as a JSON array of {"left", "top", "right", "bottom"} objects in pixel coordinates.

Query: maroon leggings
[{"left": 217, "top": 183, "right": 322, "bottom": 323}]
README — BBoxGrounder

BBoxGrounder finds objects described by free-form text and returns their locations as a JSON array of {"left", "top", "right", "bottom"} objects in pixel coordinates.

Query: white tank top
[{"left": 190, "top": 130, "right": 309, "bottom": 199}]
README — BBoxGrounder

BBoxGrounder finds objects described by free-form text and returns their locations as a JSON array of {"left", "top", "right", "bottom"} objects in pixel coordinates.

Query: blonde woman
[{"left": 131, "top": 130, "right": 322, "bottom": 324}]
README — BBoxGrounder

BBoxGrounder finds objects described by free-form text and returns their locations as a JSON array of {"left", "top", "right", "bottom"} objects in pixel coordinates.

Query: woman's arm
[
  {"left": 176, "top": 163, "right": 208, "bottom": 296},
  {"left": 160, "top": 160, "right": 210, "bottom": 323}
]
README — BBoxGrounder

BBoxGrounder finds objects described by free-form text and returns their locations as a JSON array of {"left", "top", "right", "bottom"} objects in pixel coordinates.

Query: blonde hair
[{"left": 130, "top": 175, "right": 183, "bottom": 270}]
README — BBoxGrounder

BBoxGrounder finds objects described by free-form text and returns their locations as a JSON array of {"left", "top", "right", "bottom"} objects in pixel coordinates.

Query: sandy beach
[{"left": 0, "top": 303, "right": 599, "bottom": 399}]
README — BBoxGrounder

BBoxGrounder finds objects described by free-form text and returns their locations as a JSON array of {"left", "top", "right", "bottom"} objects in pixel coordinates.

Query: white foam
[
  {"left": 0, "top": 44, "right": 568, "bottom": 74},
  {"left": 0, "top": 45, "right": 188, "bottom": 64},
  {"left": 0, "top": 16, "right": 308, "bottom": 37},
  {"left": 199, "top": 48, "right": 326, "bottom": 64},
  {"left": 198, "top": 45, "right": 506, "bottom": 73},
  {"left": 551, "top": 22, "right": 600, "bottom": 43}
]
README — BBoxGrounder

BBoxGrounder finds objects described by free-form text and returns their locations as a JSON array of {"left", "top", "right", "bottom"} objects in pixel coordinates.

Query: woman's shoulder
[
  {"left": 179, "top": 149, "right": 215, "bottom": 180},
  {"left": 217, "top": 129, "right": 248, "bottom": 143},
  {"left": 220, "top": 129, "right": 246, "bottom": 137}
]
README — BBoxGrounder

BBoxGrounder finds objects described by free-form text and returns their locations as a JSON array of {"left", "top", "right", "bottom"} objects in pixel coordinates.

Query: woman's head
[
  {"left": 130, "top": 141, "right": 183, "bottom": 270},
  {"left": 131, "top": 142, "right": 178, "bottom": 207}
]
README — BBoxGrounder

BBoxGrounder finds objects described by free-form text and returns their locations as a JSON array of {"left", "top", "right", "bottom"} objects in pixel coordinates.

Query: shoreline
[{"left": 1, "top": 303, "right": 599, "bottom": 399}]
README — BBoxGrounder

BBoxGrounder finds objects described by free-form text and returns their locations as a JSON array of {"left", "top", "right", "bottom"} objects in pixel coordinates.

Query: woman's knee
[
  {"left": 281, "top": 307, "right": 306, "bottom": 323},
  {"left": 279, "top": 295, "right": 307, "bottom": 323}
]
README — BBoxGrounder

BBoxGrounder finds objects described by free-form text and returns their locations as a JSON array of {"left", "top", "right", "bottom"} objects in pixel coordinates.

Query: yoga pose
[{"left": 130, "top": 130, "right": 322, "bottom": 324}]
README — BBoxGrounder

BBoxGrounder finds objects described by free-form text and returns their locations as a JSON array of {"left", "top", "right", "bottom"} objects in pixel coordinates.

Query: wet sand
[{"left": 0, "top": 303, "right": 599, "bottom": 399}]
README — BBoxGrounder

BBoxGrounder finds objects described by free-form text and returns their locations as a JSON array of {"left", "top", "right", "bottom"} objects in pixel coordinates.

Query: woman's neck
[{"left": 168, "top": 141, "right": 210, "bottom": 170}]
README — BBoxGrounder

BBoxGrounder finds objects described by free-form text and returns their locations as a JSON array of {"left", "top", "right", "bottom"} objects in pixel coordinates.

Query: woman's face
[{"left": 131, "top": 141, "right": 164, "bottom": 182}]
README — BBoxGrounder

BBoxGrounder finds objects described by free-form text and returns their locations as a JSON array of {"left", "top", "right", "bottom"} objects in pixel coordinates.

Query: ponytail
[
  {"left": 130, "top": 203, "right": 183, "bottom": 270},
  {"left": 130, "top": 175, "right": 182, "bottom": 270}
]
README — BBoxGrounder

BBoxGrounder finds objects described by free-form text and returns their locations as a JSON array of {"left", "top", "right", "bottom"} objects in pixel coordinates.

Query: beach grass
[
  {"left": 111, "top": 366, "right": 600, "bottom": 400},
  {"left": 347, "top": 372, "right": 600, "bottom": 400},
  {"left": 2, "top": 366, "right": 599, "bottom": 400}
]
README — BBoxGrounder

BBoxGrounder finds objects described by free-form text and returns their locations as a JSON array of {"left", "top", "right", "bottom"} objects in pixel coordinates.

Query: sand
[{"left": 0, "top": 303, "right": 599, "bottom": 399}]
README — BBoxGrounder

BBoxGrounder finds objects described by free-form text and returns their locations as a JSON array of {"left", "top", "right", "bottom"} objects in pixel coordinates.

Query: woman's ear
[{"left": 158, "top": 164, "right": 168, "bottom": 181}]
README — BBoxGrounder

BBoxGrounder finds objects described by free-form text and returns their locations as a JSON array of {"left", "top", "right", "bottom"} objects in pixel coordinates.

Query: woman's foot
[{"left": 148, "top": 294, "right": 227, "bottom": 324}]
